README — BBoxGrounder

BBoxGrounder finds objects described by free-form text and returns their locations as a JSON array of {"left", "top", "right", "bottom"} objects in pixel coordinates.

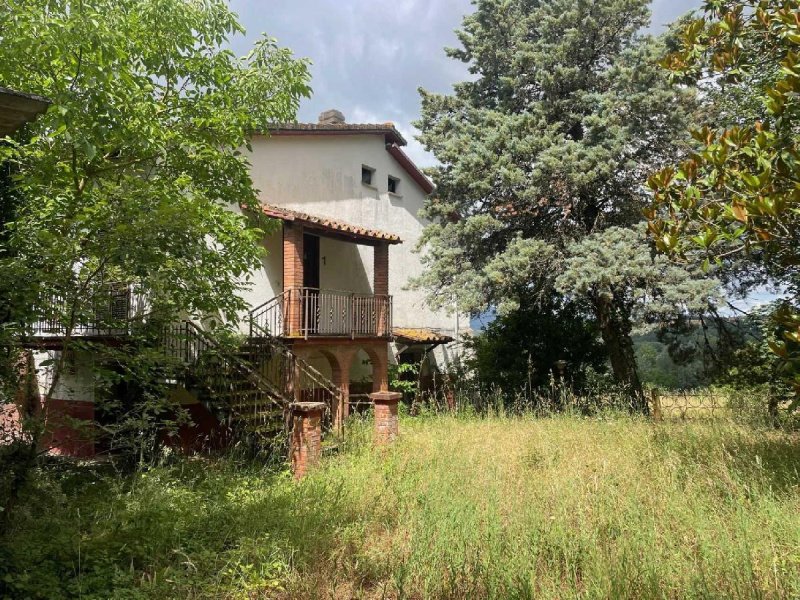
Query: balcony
[
  {"left": 29, "top": 284, "right": 147, "bottom": 344},
  {"left": 250, "top": 288, "right": 393, "bottom": 339}
]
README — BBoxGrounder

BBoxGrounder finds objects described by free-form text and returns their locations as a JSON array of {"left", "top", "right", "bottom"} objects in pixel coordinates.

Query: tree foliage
[
  {"left": 414, "top": 0, "right": 700, "bottom": 408},
  {"left": 467, "top": 294, "right": 608, "bottom": 395},
  {"left": 647, "top": 0, "right": 800, "bottom": 403},
  {"left": 0, "top": 0, "right": 310, "bottom": 333},
  {"left": 0, "top": 0, "right": 310, "bottom": 480}
]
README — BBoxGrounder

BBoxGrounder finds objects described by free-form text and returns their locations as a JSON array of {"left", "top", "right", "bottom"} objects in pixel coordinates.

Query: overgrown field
[{"left": 2, "top": 413, "right": 799, "bottom": 599}]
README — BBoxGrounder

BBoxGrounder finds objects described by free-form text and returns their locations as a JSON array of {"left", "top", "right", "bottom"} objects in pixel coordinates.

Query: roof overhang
[
  {"left": 386, "top": 143, "right": 435, "bottom": 195},
  {"left": 257, "top": 204, "right": 402, "bottom": 246},
  {"left": 0, "top": 87, "right": 50, "bottom": 136},
  {"left": 393, "top": 327, "right": 454, "bottom": 346},
  {"left": 265, "top": 123, "right": 406, "bottom": 146}
]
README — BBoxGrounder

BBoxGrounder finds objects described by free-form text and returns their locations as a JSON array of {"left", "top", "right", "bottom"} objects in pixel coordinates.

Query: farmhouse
[{"left": 24, "top": 109, "right": 462, "bottom": 458}]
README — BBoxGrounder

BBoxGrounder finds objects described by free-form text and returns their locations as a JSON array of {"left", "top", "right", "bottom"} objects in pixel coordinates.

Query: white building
[
  {"left": 23, "top": 109, "right": 464, "bottom": 456},
  {"left": 240, "top": 109, "right": 463, "bottom": 411}
]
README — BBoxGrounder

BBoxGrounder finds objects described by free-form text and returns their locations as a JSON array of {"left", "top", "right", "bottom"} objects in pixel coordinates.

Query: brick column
[
  {"left": 374, "top": 242, "right": 389, "bottom": 295},
  {"left": 374, "top": 242, "right": 389, "bottom": 336},
  {"left": 368, "top": 343, "right": 390, "bottom": 392},
  {"left": 283, "top": 223, "right": 304, "bottom": 336},
  {"left": 290, "top": 401, "right": 325, "bottom": 479},
  {"left": 370, "top": 391, "right": 401, "bottom": 445},
  {"left": 326, "top": 347, "right": 355, "bottom": 435}
]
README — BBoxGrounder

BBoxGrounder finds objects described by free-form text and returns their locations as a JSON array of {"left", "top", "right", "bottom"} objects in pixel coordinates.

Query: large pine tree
[{"left": 414, "top": 0, "right": 703, "bottom": 408}]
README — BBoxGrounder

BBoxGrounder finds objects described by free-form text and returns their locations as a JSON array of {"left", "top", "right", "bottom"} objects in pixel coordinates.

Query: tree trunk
[{"left": 593, "top": 295, "right": 648, "bottom": 413}]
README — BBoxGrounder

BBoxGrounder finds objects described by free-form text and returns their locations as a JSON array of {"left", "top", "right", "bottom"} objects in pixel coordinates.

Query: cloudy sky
[{"left": 229, "top": 0, "right": 701, "bottom": 167}]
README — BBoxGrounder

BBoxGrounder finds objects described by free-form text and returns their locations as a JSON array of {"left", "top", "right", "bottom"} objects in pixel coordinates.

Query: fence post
[{"left": 651, "top": 388, "right": 662, "bottom": 422}]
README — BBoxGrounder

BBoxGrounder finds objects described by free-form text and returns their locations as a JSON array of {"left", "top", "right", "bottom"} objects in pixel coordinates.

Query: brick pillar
[
  {"left": 370, "top": 391, "right": 401, "bottom": 445},
  {"left": 374, "top": 242, "right": 389, "bottom": 295},
  {"left": 283, "top": 223, "right": 304, "bottom": 336},
  {"left": 374, "top": 242, "right": 389, "bottom": 336},
  {"left": 370, "top": 344, "right": 389, "bottom": 392},
  {"left": 290, "top": 401, "right": 325, "bottom": 479},
  {"left": 335, "top": 347, "right": 356, "bottom": 431}
]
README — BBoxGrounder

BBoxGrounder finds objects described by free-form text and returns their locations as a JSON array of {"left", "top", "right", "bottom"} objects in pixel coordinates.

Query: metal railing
[
  {"left": 32, "top": 284, "right": 148, "bottom": 337},
  {"left": 249, "top": 288, "right": 393, "bottom": 339},
  {"left": 248, "top": 319, "right": 346, "bottom": 433},
  {"left": 160, "top": 320, "right": 288, "bottom": 435},
  {"left": 249, "top": 291, "right": 288, "bottom": 338},
  {"left": 161, "top": 319, "right": 345, "bottom": 436}
]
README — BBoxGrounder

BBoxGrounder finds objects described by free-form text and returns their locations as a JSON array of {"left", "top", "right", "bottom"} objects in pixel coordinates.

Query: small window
[
  {"left": 361, "top": 165, "right": 375, "bottom": 186},
  {"left": 388, "top": 175, "right": 400, "bottom": 194}
]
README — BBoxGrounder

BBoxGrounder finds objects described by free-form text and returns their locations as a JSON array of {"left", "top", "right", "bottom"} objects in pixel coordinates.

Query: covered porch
[
  {"left": 249, "top": 204, "right": 402, "bottom": 340},
  {"left": 249, "top": 204, "right": 403, "bottom": 432}
]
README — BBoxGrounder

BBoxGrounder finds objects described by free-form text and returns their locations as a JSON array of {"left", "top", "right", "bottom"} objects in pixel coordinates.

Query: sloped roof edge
[
  {"left": 258, "top": 203, "right": 402, "bottom": 245},
  {"left": 393, "top": 327, "right": 454, "bottom": 344},
  {"left": 386, "top": 143, "right": 435, "bottom": 195},
  {"left": 264, "top": 122, "right": 406, "bottom": 146}
]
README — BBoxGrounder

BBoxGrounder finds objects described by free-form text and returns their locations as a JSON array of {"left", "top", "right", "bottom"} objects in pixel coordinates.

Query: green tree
[
  {"left": 0, "top": 0, "right": 310, "bottom": 388},
  {"left": 413, "top": 0, "right": 698, "bottom": 409},
  {"left": 555, "top": 225, "right": 720, "bottom": 401},
  {"left": 467, "top": 293, "right": 608, "bottom": 396},
  {"left": 647, "top": 0, "right": 800, "bottom": 403},
  {"left": 0, "top": 0, "right": 310, "bottom": 505}
]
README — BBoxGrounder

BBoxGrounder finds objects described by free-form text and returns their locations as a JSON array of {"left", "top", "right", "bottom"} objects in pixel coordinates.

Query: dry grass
[
  {"left": 289, "top": 414, "right": 800, "bottom": 599},
  {"left": 3, "top": 412, "right": 799, "bottom": 599}
]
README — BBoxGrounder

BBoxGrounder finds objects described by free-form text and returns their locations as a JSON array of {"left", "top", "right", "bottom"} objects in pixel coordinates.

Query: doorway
[
  {"left": 302, "top": 234, "right": 320, "bottom": 333},
  {"left": 303, "top": 234, "right": 320, "bottom": 289}
]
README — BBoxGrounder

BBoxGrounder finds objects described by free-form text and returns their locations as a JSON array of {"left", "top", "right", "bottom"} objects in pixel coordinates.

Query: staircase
[
  {"left": 160, "top": 320, "right": 346, "bottom": 442},
  {"left": 160, "top": 321, "right": 289, "bottom": 439},
  {"left": 247, "top": 320, "right": 345, "bottom": 433}
]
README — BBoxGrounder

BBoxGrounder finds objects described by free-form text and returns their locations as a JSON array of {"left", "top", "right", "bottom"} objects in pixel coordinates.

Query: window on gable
[
  {"left": 388, "top": 175, "right": 400, "bottom": 194},
  {"left": 361, "top": 165, "right": 375, "bottom": 186}
]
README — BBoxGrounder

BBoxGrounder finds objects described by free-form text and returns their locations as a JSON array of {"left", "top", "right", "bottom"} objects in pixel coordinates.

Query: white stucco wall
[
  {"left": 34, "top": 350, "right": 95, "bottom": 403},
  {"left": 245, "top": 133, "right": 464, "bottom": 338}
]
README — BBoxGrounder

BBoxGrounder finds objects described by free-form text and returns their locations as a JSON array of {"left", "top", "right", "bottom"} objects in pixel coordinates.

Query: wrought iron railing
[
  {"left": 249, "top": 291, "right": 288, "bottom": 338},
  {"left": 248, "top": 319, "right": 345, "bottom": 433},
  {"left": 160, "top": 320, "right": 288, "bottom": 434},
  {"left": 160, "top": 319, "right": 345, "bottom": 435},
  {"left": 249, "top": 288, "right": 392, "bottom": 339},
  {"left": 31, "top": 284, "right": 148, "bottom": 337}
]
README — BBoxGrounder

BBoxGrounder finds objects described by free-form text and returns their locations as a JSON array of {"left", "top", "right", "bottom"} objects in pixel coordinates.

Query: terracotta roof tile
[
  {"left": 259, "top": 204, "right": 402, "bottom": 245},
  {"left": 265, "top": 122, "right": 406, "bottom": 146},
  {"left": 393, "top": 327, "right": 454, "bottom": 344}
]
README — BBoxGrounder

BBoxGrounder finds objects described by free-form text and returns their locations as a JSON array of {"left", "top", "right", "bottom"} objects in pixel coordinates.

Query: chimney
[{"left": 318, "top": 109, "right": 345, "bottom": 125}]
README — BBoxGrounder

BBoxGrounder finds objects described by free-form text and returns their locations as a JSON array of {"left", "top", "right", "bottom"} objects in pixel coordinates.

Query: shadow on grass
[{"left": 0, "top": 450, "right": 373, "bottom": 598}]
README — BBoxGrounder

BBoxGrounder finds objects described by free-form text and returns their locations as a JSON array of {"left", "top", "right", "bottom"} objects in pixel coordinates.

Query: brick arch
[{"left": 318, "top": 347, "right": 357, "bottom": 432}]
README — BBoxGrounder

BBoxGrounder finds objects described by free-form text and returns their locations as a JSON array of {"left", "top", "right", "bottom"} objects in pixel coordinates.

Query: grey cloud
[{"left": 230, "top": 0, "right": 702, "bottom": 167}]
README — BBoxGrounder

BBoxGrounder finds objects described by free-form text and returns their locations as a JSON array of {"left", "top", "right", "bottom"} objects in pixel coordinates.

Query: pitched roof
[
  {"left": 0, "top": 87, "right": 50, "bottom": 136},
  {"left": 258, "top": 204, "right": 402, "bottom": 246},
  {"left": 393, "top": 327, "right": 454, "bottom": 345},
  {"left": 267, "top": 122, "right": 406, "bottom": 146}
]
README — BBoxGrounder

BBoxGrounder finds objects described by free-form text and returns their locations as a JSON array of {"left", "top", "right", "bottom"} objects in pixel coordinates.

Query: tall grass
[{"left": 2, "top": 411, "right": 799, "bottom": 599}]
